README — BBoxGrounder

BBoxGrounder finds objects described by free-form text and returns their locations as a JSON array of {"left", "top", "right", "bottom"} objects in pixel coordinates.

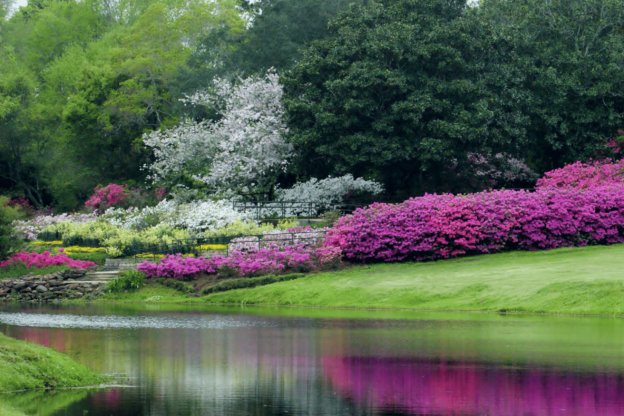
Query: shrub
[
  {"left": 0, "top": 251, "right": 96, "bottom": 269},
  {"left": 0, "top": 205, "right": 13, "bottom": 261},
  {"left": 536, "top": 159, "right": 624, "bottom": 190},
  {"left": 201, "top": 273, "right": 305, "bottom": 295},
  {"left": 154, "top": 278, "right": 193, "bottom": 293},
  {"left": 138, "top": 245, "right": 316, "bottom": 280},
  {"left": 106, "top": 271, "right": 145, "bottom": 293},
  {"left": 324, "top": 185, "right": 624, "bottom": 262}
]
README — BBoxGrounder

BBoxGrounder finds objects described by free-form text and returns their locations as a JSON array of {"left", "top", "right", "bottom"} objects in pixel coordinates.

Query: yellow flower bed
[
  {"left": 194, "top": 244, "right": 228, "bottom": 251},
  {"left": 135, "top": 253, "right": 195, "bottom": 259},
  {"left": 32, "top": 241, "right": 63, "bottom": 246},
  {"left": 62, "top": 246, "right": 106, "bottom": 254}
]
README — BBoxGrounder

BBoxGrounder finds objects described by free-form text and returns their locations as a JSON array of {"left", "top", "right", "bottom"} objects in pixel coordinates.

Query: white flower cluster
[
  {"left": 13, "top": 213, "right": 98, "bottom": 241},
  {"left": 275, "top": 174, "right": 384, "bottom": 206},
  {"left": 143, "top": 73, "right": 293, "bottom": 196},
  {"left": 101, "top": 199, "right": 253, "bottom": 234}
]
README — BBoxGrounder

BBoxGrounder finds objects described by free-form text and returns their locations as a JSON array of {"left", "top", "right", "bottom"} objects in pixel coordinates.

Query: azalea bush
[
  {"left": 536, "top": 159, "right": 624, "bottom": 190},
  {"left": 85, "top": 184, "right": 167, "bottom": 212},
  {"left": 275, "top": 174, "right": 384, "bottom": 206},
  {"left": 324, "top": 185, "right": 624, "bottom": 262},
  {"left": 101, "top": 199, "right": 252, "bottom": 233},
  {"left": 138, "top": 244, "right": 341, "bottom": 280},
  {"left": 0, "top": 251, "right": 96, "bottom": 269}
]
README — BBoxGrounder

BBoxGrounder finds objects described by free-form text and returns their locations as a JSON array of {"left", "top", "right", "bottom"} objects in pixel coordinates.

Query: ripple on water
[{"left": 0, "top": 312, "right": 278, "bottom": 330}]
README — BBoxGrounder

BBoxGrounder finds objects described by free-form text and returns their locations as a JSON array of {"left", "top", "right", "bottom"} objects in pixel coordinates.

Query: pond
[{"left": 2, "top": 303, "right": 624, "bottom": 415}]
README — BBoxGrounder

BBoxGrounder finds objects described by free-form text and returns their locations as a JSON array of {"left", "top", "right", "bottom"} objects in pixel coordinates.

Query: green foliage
[
  {"left": 0, "top": 333, "right": 106, "bottom": 393},
  {"left": 186, "top": 0, "right": 370, "bottom": 84},
  {"left": 0, "top": 200, "right": 16, "bottom": 260},
  {"left": 202, "top": 219, "right": 298, "bottom": 237},
  {"left": 65, "top": 251, "right": 110, "bottom": 266},
  {"left": 319, "top": 210, "right": 343, "bottom": 228},
  {"left": 106, "top": 270, "right": 145, "bottom": 293},
  {"left": 154, "top": 277, "right": 193, "bottom": 294},
  {"left": 0, "top": 0, "right": 245, "bottom": 210},
  {"left": 282, "top": 0, "right": 624, "bottom": 195},
  {"left": 0, "top": 264, "right": 70, "bottom": 279},
  {"left": 201, "top": 273, "right": 305, "bottom": 295}
]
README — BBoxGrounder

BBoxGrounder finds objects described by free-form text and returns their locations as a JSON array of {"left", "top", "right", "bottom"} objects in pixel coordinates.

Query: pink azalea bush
[
  {"left": 0, "top": 251, "right": 96, "bottom": 269},
  {"left": 138, "top": 244, "right": 325, "bottom": 280},
  {"left": 85, "top": 184, "right": 129, "bottom": 210},
  {"left": 536, "top": 159, "right": 624, "bottom": 190},
  {"left": 85, "top": 184, "right": 166, "bottom": 211},
  {"left": 324, "top": 186, "right": 624, "bottom": 262}
]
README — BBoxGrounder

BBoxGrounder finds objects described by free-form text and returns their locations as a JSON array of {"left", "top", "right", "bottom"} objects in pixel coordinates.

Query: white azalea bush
[
  {"left": 101, "top": 199, "right": 252, "bottom": 233},
  {"left": 276, "top": 174, "right": 384, "bottom": 205}
]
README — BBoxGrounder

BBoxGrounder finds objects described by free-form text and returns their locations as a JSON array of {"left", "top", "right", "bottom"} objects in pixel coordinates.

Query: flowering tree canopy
[{"left": 143, "top": 73, "right": 293, "bottom": 196}]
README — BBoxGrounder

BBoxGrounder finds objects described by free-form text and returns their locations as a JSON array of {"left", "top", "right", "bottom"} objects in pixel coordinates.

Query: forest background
[{"left": 2, "top": 0, "right": 624, "bottom": 211}]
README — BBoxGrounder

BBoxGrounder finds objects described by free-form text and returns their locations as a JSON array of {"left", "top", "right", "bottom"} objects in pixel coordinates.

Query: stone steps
[{"left": 85, "top": 271, "right": 120, "bottom": 281}]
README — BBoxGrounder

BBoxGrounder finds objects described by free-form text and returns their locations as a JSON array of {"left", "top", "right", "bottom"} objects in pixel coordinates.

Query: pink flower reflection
[{"left": 322, "top": 357, "right": 624, "bottom": 416}]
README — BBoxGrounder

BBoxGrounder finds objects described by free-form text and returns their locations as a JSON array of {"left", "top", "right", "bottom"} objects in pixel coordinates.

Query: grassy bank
[
  {"left": 0, "top": 265, "right": 70, "bottom": 279},
  {"left": 98, "top": 244, "right": 624, "bottom": 316},
  {"left": 0, "top": 333, "right": 106, "bottom": 393}
]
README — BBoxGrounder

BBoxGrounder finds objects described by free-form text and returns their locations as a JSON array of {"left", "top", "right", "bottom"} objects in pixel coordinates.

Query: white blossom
[
  {"left": 143, "top": 73, "right": 293, "bottom": 196},
  {"left": 101, "top": 199, "right": 253, "bottom": 234},
  {"left": 275, "top": 174, "right": 384, "bottom": 206}
]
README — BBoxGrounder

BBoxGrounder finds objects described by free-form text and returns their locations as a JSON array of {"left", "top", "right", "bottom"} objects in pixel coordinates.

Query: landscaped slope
[
  {"left": 201, "top": 244, "right": 624, "bottom": 315},
  {"left": 0, "top": 333, "right": 106, "bottom": 393}
]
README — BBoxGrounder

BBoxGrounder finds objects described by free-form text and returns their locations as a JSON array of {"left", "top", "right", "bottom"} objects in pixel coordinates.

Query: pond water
[{"left": 2, "top": 304, "right": 624, "bottom": 416}]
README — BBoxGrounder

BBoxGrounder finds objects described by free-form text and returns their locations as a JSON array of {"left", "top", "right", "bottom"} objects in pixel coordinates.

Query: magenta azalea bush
[
  {"left": 0, "top": 251, "right": 97, "bottom": 269},
  {"left": 85, "top": 184, "right": 128, "bottom": 209},
  {"left": 85, "top": 183, "right": 166, "bottom": 211},
  {"left": 138, "top": 244, "right": 332, "bottom": 280},
  {"left": 536, "top": 159, "right": 624, "bottom": 190},
  {"left": 324, "top": 186, "right": 624, "bottom": 262}
]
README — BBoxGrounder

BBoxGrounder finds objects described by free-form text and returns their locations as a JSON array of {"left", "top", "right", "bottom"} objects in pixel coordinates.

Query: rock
[
  {"left": 36, "top": 286, "right": 48, "bottom": 293},
  {"left": 75, "top": 291, "right": 84, "bottom": 297},
  {"left": 21, "top": 287, "right": 31, "bottom": 293},
  {"left": 12, "top": 282, "right": 26, "bottom": 290}
]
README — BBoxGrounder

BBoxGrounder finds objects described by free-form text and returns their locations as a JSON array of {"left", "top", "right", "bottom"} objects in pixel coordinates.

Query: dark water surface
[{"left": 2, "top": 304, "right": 624, "bottom": 416}]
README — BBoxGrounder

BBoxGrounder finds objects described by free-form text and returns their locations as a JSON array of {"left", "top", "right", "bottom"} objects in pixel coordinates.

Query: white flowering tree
[{"left": 143, "top": 73, "right": 293, "bottom": 197}]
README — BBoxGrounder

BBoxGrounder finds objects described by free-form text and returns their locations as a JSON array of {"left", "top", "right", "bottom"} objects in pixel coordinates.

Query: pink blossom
[
  {"left": 137, "top": 244, "right": 318, "bottom": 280},
  {"left": 0, "top": 252, "right": 96, "bottom": 269},
  {"left": 536, "top": 159, "right": 624, "bottom": 190},
  {"left": 324, "top": 185, "right": 624, "bottom": 262},
  {"left": 85, "top": 184, "right": 129, "bottom": 210}
]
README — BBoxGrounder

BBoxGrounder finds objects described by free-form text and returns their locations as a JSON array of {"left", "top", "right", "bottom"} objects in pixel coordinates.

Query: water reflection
[{"left": 1, "top": 304, "right": 624, "bottom": 415}]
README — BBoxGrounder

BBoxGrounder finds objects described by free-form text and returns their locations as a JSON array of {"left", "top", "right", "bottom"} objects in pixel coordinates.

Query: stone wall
[{"left": 0, "top": 270, "right": 107, "bottom": 303}]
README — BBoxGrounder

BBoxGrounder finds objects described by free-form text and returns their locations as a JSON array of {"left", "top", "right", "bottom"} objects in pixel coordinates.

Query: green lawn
[
  {"left": 200, "top": 244, "right": 624, "bottom": 315},
  {"left": 0, "top": 265, "right": 70, "bottom": 280},
  {"left": 0, "top": 333, "right": 107, "bottom": 393}
]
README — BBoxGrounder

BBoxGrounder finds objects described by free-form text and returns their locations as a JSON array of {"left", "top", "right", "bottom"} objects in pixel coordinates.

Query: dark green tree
[
  {"left": 281, "top": 0, "right": 534, "bottom": 196},
  {"left": 182, "top": 0, "right": 370, "bottom": 92},
  {"left": 479, "top": 0, "right": 624, "bottom": 171}
]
